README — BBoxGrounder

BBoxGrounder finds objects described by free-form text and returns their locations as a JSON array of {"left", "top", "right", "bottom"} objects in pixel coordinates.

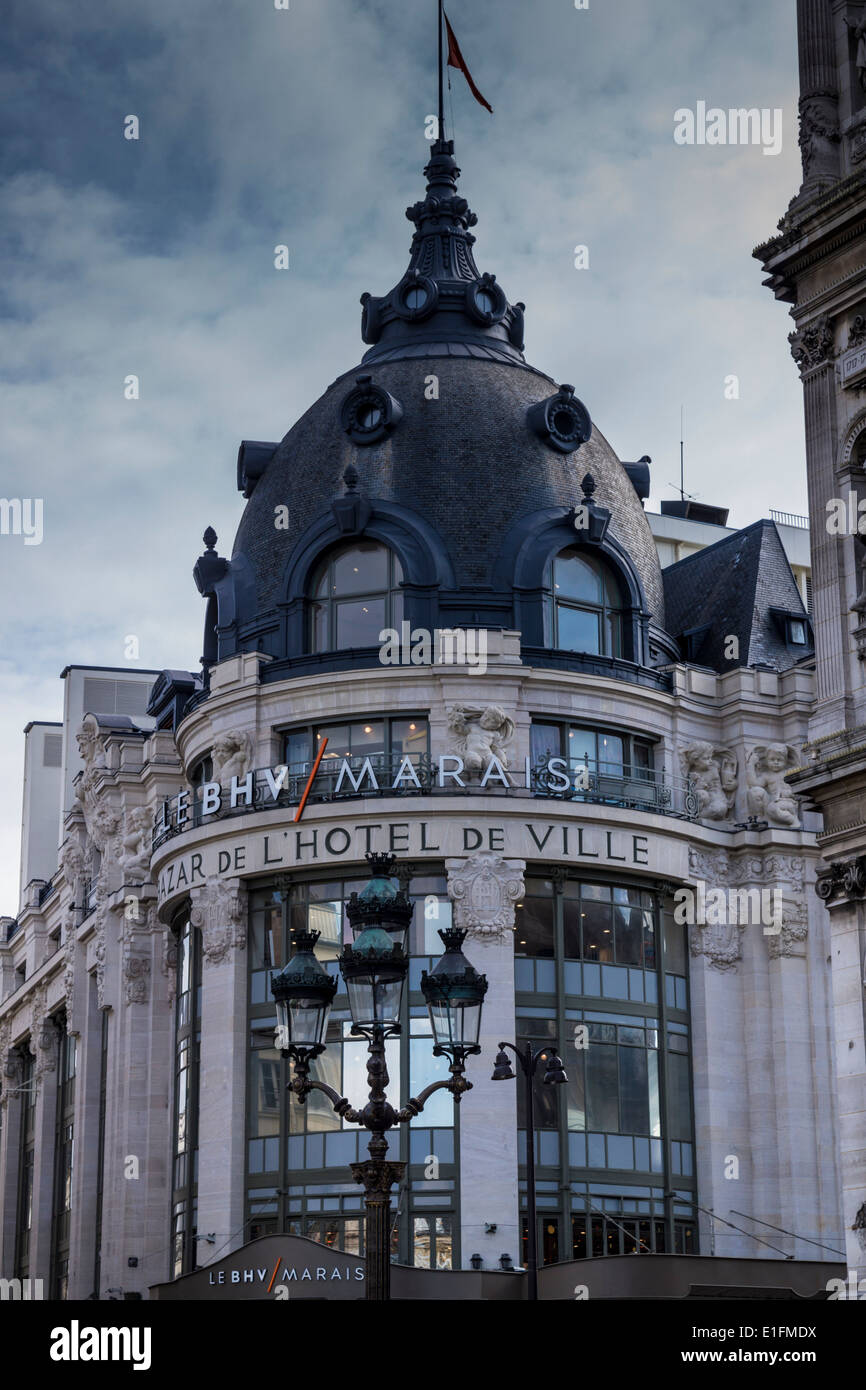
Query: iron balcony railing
[{"left": 153, "top": 753, "right": 699, "bottom": 847}]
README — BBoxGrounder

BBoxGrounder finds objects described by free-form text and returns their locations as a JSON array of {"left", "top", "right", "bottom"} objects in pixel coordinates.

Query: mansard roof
[{"left": 662, "top": 518, "right": 812, "bottom": 672}]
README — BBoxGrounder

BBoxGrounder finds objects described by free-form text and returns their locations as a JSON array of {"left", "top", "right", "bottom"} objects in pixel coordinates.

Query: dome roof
[
  {"left": 212, "top": 140, "right": 668, "bottom": 663},
  {"left": 232, "top": 355, "right": 665, "bottom": 630}
]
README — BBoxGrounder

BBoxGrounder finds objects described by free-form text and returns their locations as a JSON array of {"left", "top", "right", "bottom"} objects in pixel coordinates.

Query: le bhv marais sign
[
  {"left": 151, "top": 1235, "right": 365, "bottom": 1300},
  {"left": 155, "top": 752, "right": 592, "bottom": 836}
]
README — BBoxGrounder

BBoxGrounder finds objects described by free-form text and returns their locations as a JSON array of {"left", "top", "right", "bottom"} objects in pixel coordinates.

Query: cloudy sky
[{"left": 1, "top": 0, "right": 803, "bottom": 910}]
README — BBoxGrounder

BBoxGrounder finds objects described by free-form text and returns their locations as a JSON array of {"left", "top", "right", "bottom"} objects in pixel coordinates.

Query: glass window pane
[
  {"left": 310, "top": 601, "right": 327, "bottom": 651},
  {"left": 668, "top": 1051, "right": 692, "bottom": 1141},
  {"left": 554, "top": 550, "right": 603, "bottom": 603},
  {"left": 284, "top": 730, "right": 311, "bottom": 772},
  {"left": 586, "top": 1043, "right": 619, "bottom": 1132},
  {"left": 567, "top": 1053, "right": 586, "bottom": 1131},
  {"left": 514, "top": 896, "right": 554, "bottom": 958},
  {"left": 335, "top": 598, "right": 386, "bottom": 648},
  {"left": 663, "top": 912, "right": 687, "bottom": 975},
  {"left": 251, "top": 1050, "right": 282, "bottom": 1137},
  {"left": 597, "top": 733, "right": 624, "bottom": 773},
  {"left": 413, "top": 1216, "right": 432, "bottom": 1268},
  {"left": 613, "top": 904, "right": 643, "bottom": 966},
  {"left": 557, "top": 605, "right": 600, "bottom": 654},
  {"left": 317, "top": 725, "right": 351, "bottom": 760},
  {"left": 391, "top": 717, "right": 428, "bottom": 758},
  {"left": 350, "top": 720, "right": 385, "bottom": 755},
  {"left": 563, "top": 898, "right": 582, "bottom": 960},
  {"left": 531, "top": 723, "right": 561, "bottom": 763},
  {"left": 619, "top": 1046, "right": 650, "bottom": 1135},
  {"left": 332, "top": 543, "right": 389, "bottom": 596},
  {"left": 581, "top": 901, "right": 613, "bottom": 962},
  {"left": 567, "top": 727, "right": 597, "bottom": 765},
  {"left": 308, "top": 902, "right": 342, "bottom": 957},
  {"left": 409, "top": 1038, "right": 453, "bottom": 1127}
]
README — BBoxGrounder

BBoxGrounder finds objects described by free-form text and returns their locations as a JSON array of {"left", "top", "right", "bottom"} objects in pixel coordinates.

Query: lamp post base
[{"left": 351, "top": 1158, "right": 406, "bottom": 1301}]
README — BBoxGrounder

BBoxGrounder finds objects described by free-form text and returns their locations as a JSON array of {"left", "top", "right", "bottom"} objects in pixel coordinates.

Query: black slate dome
[{"left": 199, "top": 141, "right": 670, "bottom": 678}]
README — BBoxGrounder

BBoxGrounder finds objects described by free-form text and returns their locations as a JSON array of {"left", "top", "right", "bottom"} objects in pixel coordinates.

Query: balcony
[{"left": 153, "top": 753, "right": 698, "bottom": 848}]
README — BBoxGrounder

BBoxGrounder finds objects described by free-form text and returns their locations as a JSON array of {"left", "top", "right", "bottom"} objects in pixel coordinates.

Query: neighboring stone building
[
  {"left": 754, "top": 0, "right": 866, "bottom": 1280},
  {"left": 0, "top": 128, "right": 844, "bottom": 1299}
]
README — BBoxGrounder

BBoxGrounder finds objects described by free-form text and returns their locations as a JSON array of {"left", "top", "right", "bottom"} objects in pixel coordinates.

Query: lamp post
[
  {"left": 271, "top": 852, "right": 487, "bottom": 1300},
  {"left": 491, "top": 1040, "right": 567, "bottom": 1302}
]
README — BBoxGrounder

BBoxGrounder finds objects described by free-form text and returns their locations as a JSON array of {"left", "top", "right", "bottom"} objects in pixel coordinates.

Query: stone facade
[
  {"left": 0, "top": 641, "right": 845, "bottom": 1293},
  {"left": 754, "top": 0, "right": 866, "bottom": 1279}
]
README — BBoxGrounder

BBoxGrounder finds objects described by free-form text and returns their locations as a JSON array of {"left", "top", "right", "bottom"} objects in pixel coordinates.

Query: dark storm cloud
[{"left": 0, "top": 0, "right": 803, "bottom": 906}]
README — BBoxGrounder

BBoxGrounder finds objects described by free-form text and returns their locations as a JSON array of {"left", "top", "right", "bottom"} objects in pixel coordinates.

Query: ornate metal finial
[
  {"left": 359, "top": 131, "right": 524, "bottom": 364},
  {"left": 203, "top": 527, "right": 217, "bottom": 550},
  {"left": 343, "top": 465, "right": 359, "bottom": 494},
  {"left": 581, "top": 473, "right": 596, "bottom": 501},
  {"left": 366, "top": 851, "right": 397, "bottom": 878}
]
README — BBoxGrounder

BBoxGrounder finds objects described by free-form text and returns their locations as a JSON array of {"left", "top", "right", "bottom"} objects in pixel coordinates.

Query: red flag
[{"left": 444, "top": 12, "right": 493, "bottom": 113}]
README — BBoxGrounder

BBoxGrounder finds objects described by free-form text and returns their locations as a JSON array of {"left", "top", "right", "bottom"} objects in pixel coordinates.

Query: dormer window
[
  {"left": 546, "top": 546, "right": 625, "bottom": 657},
  {"left": 768, "top": 606, "right": 812, "bottom": 651},
  {"left": 309, "top": 542, "right": 404, "bottom": 652}
]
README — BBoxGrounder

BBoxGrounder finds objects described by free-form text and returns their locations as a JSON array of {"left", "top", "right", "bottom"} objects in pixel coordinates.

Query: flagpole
[{"left": 438, "top": 0, "right": 445, "bottom": 142}]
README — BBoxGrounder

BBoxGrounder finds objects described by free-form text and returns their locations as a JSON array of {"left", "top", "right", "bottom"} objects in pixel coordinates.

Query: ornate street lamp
[
  {"left": 272, "top": 852, "right": 487, "bottom": 1300},
  {"left": 492, "top": 1040, "right": 567, "bottom": 1302},
  {"left": 271, "top": 926, "right": 337, "bottom": 1057}
]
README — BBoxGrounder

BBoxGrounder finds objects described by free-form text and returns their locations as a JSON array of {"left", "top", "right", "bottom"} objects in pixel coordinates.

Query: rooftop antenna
[{"left": 679, "top": 404, "right": 685, "bottom": 502}]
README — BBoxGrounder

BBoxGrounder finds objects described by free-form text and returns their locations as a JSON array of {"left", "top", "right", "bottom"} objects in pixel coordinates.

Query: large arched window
[
  {"left": 309, "top": 542, "right": 403, "bottom": 652},
  {"left": 546, "top": 547, "right": 625, "bottom": 656}
]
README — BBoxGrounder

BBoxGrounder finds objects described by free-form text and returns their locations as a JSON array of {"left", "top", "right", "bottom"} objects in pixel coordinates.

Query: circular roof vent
[{"left": 527, "top": 384, "right": 592, "bottom": 454}]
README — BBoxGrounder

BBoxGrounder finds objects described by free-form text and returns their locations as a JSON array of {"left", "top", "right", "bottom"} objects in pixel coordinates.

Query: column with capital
[
  {"left": 796, "top": 0, "right": 840, "bottom": 189},
  {"left": 445, "top": 851, "right": 524, "bottom": 1269},
  {"left": 191, "top": 879, "right": 249, "bottom": 1265}
]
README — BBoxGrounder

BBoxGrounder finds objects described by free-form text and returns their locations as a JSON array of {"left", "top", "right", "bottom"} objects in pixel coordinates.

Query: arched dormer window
[
  {"left": 309, "top": 541, "right": 404, "bottom": 652},
  {"left": 545, "top": 546, "right": 625, "bottom": 656}
]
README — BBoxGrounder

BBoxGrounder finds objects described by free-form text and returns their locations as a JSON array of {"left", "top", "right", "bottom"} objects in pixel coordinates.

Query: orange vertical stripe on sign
[{"left": 294, "top": 736, "right": 329, "bottom": 822}]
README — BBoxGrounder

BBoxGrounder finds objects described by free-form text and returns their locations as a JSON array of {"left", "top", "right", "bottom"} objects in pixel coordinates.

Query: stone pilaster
[
  {"left": 97, "top": 896, "right": 174, "bottom": 1298},
  {"left": 798, "top": 349, "right": 851, "bottom": 738},
  {"left": 66, "top": 973, "right": 104, "bottom": 1299},
  {"left": 0, "top": 1039, "right": 24, "bottom": 1274},
  {"left": 820, "top": 886, "right": 866, "bottom": 1278},
  {"left": 191, "top": 879, "right": 248, "bottom": 1267},
  {"left": 445, "top": 852, "right": 524, "bottom": 1270},
  {"left": 27, "top": 1013, "right": 60, "bottom": 1283},
  {"left": 686, "top": 849, "right": 754, "bottom": 1258}
]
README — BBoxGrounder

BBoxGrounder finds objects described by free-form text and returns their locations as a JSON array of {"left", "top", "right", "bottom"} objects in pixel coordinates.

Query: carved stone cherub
[
  {"left": 446, "top": 704, "right": 515, "bottom": 776},
  {"left": 118, "top": 806, "right": 152, "bottom": 881},
  {"left": 681, "top": 741, "right": 738, "bottom": 820},
  {"left": 212, "top": 730, "right": 253, "bottom": 784},
  {"left": 746, "top": 744, "right": 800, "bottom": 827}
]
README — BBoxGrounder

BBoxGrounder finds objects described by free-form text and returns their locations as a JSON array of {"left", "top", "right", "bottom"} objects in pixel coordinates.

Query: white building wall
[{"left": 19, "top": 722, "right": 63, "bottom": 905}]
